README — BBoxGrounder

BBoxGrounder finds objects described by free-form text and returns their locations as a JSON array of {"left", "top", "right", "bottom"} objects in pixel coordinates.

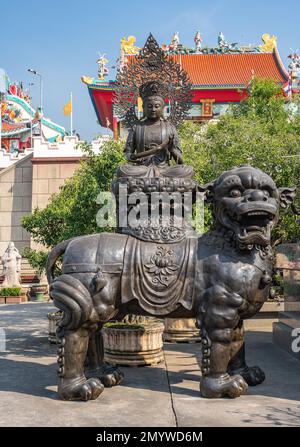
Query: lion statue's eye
[
  {"left": 230, "top": 189, "right": 242, "bottom": 198},
  {"left": 262, "top": 189, "right": 270, "bottom": 198}
]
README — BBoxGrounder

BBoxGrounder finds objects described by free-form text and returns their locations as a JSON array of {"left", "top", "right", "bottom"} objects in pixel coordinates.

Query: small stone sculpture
[
  {"left": 96, "top": 53, "right": 109, "bottom": 80},
  {"left": 194, "top": 31, "right": 203, "bottom": 51},
  {"left": 1, "top": 242, "right": 21, "bottom": 287}
]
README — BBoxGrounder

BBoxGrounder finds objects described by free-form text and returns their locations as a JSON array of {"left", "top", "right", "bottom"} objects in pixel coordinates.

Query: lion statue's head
[{"left": 202, "top": 165, "right": 296, "bottom": 248}]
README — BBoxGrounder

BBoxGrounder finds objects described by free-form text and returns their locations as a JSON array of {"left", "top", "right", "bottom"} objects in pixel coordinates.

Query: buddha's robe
[{"left": 117, "top": 118, "right": 194, "bottom": 178}]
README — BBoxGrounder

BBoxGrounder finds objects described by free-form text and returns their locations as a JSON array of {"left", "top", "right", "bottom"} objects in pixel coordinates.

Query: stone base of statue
[
  {"left": 112, "top": 176, "right": 199, "bottom": 243},
  {"left": 103, "top": 320, "right": 165, "bottom": 366},
  {"left": 163, "top": 318, "right": 201, "bottom": 343},
  {"left": 273, "top": 244, "right": 300, "bottom": 361}
]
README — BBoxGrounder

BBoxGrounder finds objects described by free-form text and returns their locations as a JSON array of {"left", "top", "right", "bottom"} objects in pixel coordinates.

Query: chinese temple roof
[
  {"left": 1, "top": 69, "right": 65, "bottom": 142},
  {"left": 1, "top": 120, "right": 38, "bottom": 137},
  {"left": 83, "top": 47, "right": 289, "bottom": 93},
  {"left": 2, "top": 121, "right": 27, "bottom": 132},
  {"left": 169, "top": 50, "right": 289, "bottom": 87},
  {"left": 82, "top": 33, "right": 296, "bottom": 130},
  {"left": 1, "top": 94, "right": 65, "bottom": 139}
]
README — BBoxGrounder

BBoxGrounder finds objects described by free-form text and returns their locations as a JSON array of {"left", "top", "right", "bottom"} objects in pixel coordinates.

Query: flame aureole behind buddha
[{"left": 113, "top": 33, "right": 193, "bottom": 129}]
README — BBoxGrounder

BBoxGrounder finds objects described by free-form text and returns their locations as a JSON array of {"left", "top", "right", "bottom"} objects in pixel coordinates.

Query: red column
[{"left": 113, "top": 117, "right": 118, "bottom": 140}]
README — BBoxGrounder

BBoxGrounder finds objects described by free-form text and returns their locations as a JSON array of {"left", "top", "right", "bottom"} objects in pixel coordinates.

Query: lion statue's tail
[
  {"left": 46, "top": 238, "right": 73, "bottom": 285},
  {"left": 50, "top": 275, "right": 93, "bottom": 331},
  {"left": 46, "top": 238, "right": 94, "bottom": 332}
]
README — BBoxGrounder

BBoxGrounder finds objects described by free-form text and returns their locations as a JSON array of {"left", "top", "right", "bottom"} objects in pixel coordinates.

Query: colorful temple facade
[
  {"left": 0, "top": 72, "right": 65, "bottom": 155},
  {"left": 0, "top": 70, "right": 110, "bottom": 271},
  {"left": 82, "top": 32, "right": 300, "bottom": 138}
]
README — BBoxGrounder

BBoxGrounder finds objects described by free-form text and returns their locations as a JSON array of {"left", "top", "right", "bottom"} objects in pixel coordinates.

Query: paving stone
[{"left": 0, "top": 303, "right": 299, "bottom": 427}]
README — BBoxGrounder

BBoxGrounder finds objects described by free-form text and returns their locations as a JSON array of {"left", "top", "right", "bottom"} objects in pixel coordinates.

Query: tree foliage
[
  {"left": 22, "top": 139, "right": 125, "bottom": 248},
  {"left": 181, "top": 78, "right": 300, "bottom": 241}
]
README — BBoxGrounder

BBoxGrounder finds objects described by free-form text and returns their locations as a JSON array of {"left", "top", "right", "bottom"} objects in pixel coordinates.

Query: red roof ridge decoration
[
  {"left": 2, "top": 121, "right": 27, "bottom": 131},
  {"left": 128, "top": 50, "right": 289, "bottom": 87}
]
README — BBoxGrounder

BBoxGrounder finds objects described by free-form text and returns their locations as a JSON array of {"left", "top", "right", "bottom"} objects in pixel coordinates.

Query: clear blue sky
[{"left": 1, "top": 0, "right": 299, "bottom": 141}]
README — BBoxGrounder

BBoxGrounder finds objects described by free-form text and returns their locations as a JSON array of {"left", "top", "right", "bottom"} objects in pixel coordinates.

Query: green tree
[{"left": 181, "top": 78, "right": 300, "bottom": 241}]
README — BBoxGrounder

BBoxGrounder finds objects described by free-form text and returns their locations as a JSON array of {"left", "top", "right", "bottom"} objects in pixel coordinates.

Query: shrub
[
  {"left": 22, "top": 247, "right": 48, "bottom": 276},
  {"left": 0, "top": 287, "right": 22, "bottom": 296}
]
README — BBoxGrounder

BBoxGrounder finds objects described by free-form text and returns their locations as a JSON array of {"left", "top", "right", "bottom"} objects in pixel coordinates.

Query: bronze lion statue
[{"left": 46, "top": 165, "right": 295, "bottom": 400}]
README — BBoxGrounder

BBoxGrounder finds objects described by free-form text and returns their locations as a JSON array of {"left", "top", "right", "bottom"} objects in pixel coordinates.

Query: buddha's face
[{"left": 143, "top": 96, "right": 164, "bottom": 120}]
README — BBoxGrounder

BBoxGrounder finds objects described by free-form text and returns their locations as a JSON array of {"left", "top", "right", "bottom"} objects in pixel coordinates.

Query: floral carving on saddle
[{"left": 145, "top": 246, "right": 179, "bottom": 287}]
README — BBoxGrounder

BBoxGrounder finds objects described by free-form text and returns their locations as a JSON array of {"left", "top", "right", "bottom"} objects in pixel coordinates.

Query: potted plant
[
  {"left": 30, "top": 284, "right": 48, "bottom": 301},
  {"left": 103, "top": 315, "right": 165, "bottom": 366},
  {"left": 163, "top": 318, "right": 201, "bottom": 343},
  {"left": 0, "top": 287, "right": 24, "bottom": 304}
]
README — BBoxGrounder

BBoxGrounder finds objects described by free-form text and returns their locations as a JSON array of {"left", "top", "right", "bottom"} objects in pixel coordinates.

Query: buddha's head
[
  {"left": 143, "top": 95, "right": 165, "bottom": 120},
  {"left": 139, "top": 81, "right": 166, "bottom": 121}
]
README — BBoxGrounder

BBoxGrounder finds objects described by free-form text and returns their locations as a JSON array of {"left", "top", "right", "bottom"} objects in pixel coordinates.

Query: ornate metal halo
[{"left": 113, "top": 33, "right": 193, "bottom": 129}]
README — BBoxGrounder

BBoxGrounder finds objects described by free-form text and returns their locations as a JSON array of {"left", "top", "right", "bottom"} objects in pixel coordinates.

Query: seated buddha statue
[{"left": 116, "top": 81, "right": 194, "bottom": 179}]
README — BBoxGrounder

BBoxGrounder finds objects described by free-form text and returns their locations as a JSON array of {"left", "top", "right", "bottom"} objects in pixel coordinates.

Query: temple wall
[
  {"left": 0, "top": 155, "right": 81, "bottom": 256},
  {"left": 30, "top": 159, "right": 81, "bottom": 251},
  {"left": 0, "top": 154, "right": 33, "bottom": 257}
]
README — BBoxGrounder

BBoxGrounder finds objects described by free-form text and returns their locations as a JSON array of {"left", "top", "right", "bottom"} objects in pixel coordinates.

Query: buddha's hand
[
  {"left": 170, "top": 147, "right": 183, "bottom": 164},
  {"left": 125, "top": 152, "right": 132, "bottom": 162}
]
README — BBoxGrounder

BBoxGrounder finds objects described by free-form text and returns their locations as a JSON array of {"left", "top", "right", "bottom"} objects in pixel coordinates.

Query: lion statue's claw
[
  {"left": 200, "top": 374, "right": 248, "bottom": 399},
  {"left": 87, "top": 365, "right": 124, "bottom": 388},
  {"left": 237, "top": 366, "right": 265, "bottom": 386},
  {"left": 58, "top": 377, "right": 104, "bottom": 401}
]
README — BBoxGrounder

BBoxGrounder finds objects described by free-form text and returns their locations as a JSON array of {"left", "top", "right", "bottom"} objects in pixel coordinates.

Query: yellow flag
[
  {"left": 137, "top": 96, "right": 143, "bottom": 113},
  {"left": 63, "top": 99, "right": 72, "bottom": 116}
]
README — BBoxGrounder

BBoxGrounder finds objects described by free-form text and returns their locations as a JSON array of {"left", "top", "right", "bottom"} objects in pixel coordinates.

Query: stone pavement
[{"left": 0, "top": 302, "right": 299, "bottom": 427}]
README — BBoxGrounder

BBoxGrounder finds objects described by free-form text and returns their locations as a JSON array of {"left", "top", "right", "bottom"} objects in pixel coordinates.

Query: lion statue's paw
[
  {"left": 98, "top": 365, "right": 124, "bottom": 387},
  {"left": 86, "top": 364, "right": 124, "bottom": 387},
  {"left": 200, "top": 373, "right": 248, "bottom": 399},
  {"left": 238, "top": 366, "right": 265, "bottom": 386},
  {"left": 58, "top": 377, "right": 104, "bottom": 401}
]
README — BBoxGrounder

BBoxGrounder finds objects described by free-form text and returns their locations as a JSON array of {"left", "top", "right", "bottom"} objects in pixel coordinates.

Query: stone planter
[
  {"left": 30, "top": 284, "right": 48, "bottom": 301},
  {"left": 163, "top": 318, "right": 201, "bottom": 343},
  {"left": 103, "top": 321, "right": 165, "bottom": 366},
  {"left": 47, "top": 311, "right": 63, "bottom": 344}
]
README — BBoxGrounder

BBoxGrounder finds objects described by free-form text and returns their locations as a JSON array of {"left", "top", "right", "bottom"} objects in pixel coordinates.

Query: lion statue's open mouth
[{"left": 232, "top": 206, "right": 277, "bottom": 246}]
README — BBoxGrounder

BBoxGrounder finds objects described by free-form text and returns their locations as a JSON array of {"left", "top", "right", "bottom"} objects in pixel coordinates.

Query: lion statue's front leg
[
  {"left": 227, "top": 321, "right": 265, "bottom": 386},
  {"left": 197, "top": 286, "right": 248, "bottom": 398}
]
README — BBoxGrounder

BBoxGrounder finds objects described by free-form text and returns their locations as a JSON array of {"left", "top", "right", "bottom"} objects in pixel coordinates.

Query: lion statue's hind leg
[{"left": 50, "top": 274, "right": 104, "bottom": 401}]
